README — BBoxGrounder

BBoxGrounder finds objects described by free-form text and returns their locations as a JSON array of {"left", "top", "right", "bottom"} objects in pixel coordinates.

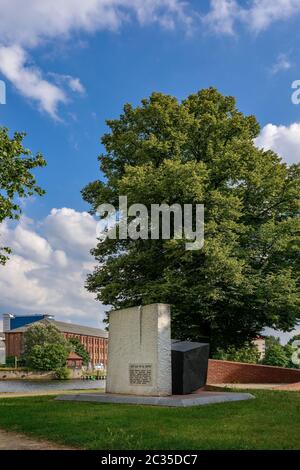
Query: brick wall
[{"left": 207, "top": 359, "right": 300, "bottom": 384}]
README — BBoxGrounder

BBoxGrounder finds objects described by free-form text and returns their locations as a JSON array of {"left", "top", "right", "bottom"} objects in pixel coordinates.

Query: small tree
[
  {"left": 26, "top": 343, "right": 70, "bottom": 371},
  {"left": 68, "top": 337, "right": 90, "bottom": 365},
  {"left": 285, "top": 335, "right": 300, "bottom": 369},
  {"left": 262, "top": 337, "right": 289, "bottom": 367},
  {"left": 24, "top": 323, "right": 70, "bottom": 371},
  {"left": 0, "top": 127, "right": 46, "bottom": 264}
]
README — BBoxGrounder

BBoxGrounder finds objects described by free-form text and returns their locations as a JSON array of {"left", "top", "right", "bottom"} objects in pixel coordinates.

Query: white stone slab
[
  {"left": 106, "top": 303, "right": 172, "bottom": 396},
  {"left": 56, "top": 392, "right": 255, "bottom": 407}
]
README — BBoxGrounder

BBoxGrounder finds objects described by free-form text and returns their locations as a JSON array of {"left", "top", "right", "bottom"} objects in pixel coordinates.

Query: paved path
[{"left": 0, "top": 428, "right": 73, "bottom": 450}]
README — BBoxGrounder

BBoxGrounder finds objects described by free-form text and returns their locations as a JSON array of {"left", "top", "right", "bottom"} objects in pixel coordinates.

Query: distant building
[
  {"left": 0, "top": 333, "right": 5, "bottom": 364},
  {"left": 66, "top": 351, "right": 84, "bottom": 369},
  {"left": 5, "top": 318, "right": 108, "bottom": 368},
  {"left": 253, "top": 336, "right": 266, "bottom": 359},
  {"left": 3, "top": 313, "right": 53, "bottom": 332}
]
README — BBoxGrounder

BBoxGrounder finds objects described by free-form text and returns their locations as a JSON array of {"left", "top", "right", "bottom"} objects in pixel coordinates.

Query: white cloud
[
  {"left": 0, "top": 45, "right": 67, "bottom": 119},
  {"left": 271, "top": 53, "right": 292, "bottom": 74},
  {"left": 43, "top": 208, "right": 98, "bottom": 259},
  {"left": 0, "top": 0, "right": 192, "bottom": 47},
  {"left": 0, "top": 0, "right": 192, "bottom": 117},
  {"left": 245, "top": 0, "right": 300, "bottom": 33},
  {"left": 49, "top": 73, "right": 86, "bottom": 95},
  {"left": 203, "top": 0, "right": 240, "bottom": 35},
  {"left": 1, "top": 1, "right": 299, "bottom": 116},
  {"left": 0, "top": 209, "right": 106, "bottom": 327},
  {"left": 204, "top": 0, "right": 300, "bottom": 35},
  {"left": 66, "top": 77, "right": 86, "bottom": 95},
  {"left": 255, "top": 122, "right": 300, "bottom": 165}
]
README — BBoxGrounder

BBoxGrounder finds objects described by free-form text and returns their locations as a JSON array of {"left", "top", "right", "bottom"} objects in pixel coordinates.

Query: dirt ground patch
[
  {"left": 272, "top": 382, "right": 300, "bottom": 391},
  {"left": 0, "top": 428, "right": 74, "bottom": 450}
]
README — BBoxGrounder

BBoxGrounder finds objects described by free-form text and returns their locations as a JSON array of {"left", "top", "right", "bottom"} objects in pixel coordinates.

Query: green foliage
[
  {"left": 24, "top": 323, "right": 70, "bottom": 371},
  {"left": 4, "top": 356, "right": 26, "bottom": 368},
  {"left": 5, "top": 356, "right": 17, "bottom": 367},
  {"left": 286, "top": 334, "right": 300, "bottom": 368},
  {"left": 24, "top": 323, "right": 67, "bottom": 352},
  {"left": 26, "top": 343, "right": 70, "bottom": 371},
  {"left": 213, "top": 344, "right": 260, "bottom": 364},
  {"left": 262, "top": 340, "right": 289, "bottom": 367},
  {"left": 261, "top": 336, "right": 299, "bottom": 368},
  {"left": 82, "top": 88, "right": 300, "bottom": 349},
  {"left": 0, "top": 127, "right": 46, "bottom": 264},
  {"left": 68, "top": 337, "right": 90, "bottom": 365},
  {"left": 16, "top": 357, "right": 26, "bottom": 367},
  {"left": 54, "top": 366, "right": 71, "bottom": 380},
  {"left": 287, "top": 334, "right": 300, "bottom": 345}
]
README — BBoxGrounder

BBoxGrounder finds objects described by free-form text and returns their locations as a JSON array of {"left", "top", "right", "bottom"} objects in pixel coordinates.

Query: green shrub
[
  {"left": 5, "top": 356, "right": 17, "bottom": 367},
  {"left": 213, "top": 344, "right": 260, "bottom": 364},
  {"left": 286, "top": 335, "right": 300, "bottom": 369},
  {"left": 263, "top": 344, "right": 289, "bottom": 367},
  {"left": 262, "top": 337, "right": 296, "bottom": 368},
  {"left": 55, "top": 367, "right": 71, "bottom": 380}
]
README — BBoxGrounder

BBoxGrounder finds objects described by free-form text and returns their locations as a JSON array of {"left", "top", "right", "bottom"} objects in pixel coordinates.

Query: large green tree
[
  {"left": 24, "top": 323, "right": 71, "bottom": 371},
  {"left": 82, "top": 88, "right": 300, "bottom": 349},
  {"left": 0, "top": 127, "right": 46, "bottom": 264}
]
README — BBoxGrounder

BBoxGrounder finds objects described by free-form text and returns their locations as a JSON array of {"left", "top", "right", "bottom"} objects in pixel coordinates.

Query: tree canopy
[
  {"left": 82, "top": 88, "right": 300, "bottom": 349},
  {"left": 0, "top": 127, "right": 46, "bottom": 264},
  {"left": 24, "top": 323, "right": 70, "bottom": 371}
]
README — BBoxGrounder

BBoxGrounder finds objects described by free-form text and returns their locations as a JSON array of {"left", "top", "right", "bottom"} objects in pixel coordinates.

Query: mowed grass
[{"left": 0, "top": 390, "right": 299, "bottom": 450}]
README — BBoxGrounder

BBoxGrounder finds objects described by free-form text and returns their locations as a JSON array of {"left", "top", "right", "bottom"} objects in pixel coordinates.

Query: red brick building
[
  {"left": 66, "top": 351, "right": 84, "bottom": 369},
  {"left": 5, "top": 318, "right": 108, "bottom": 368}
]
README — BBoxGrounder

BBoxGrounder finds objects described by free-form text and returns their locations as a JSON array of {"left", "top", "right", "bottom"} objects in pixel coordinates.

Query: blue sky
[{"left": 0, "top": 0, "right": 299, "bottom": 340}]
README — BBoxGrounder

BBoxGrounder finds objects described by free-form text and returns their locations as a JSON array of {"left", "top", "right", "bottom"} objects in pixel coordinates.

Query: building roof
[
  {"left": 6, "top": 318, "right": 108, "bottom": 338},
  {"left": 67, "top": 351, "right": 83, "bottom": 360}
]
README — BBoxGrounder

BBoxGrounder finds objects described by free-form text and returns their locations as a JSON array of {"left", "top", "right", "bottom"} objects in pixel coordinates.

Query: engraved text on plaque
[{"left": 129, "top": 364, "right": 152, "bottom": 385}]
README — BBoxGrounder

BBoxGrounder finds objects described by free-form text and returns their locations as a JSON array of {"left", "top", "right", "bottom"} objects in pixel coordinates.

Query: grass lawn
[{"left": 0, "top": 390, "right": 299, "bottom": 450}]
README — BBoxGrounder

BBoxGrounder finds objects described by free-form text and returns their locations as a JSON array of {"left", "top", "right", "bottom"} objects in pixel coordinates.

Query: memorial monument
[
  {"left": 171, "top": 340, "right": 210, "bottom": 395},
  {"left": 106, "top": 303, "right": 172, "bottom": 396},
  {"left": 58, "top": 303, "right": 254, "bottom": 406}
]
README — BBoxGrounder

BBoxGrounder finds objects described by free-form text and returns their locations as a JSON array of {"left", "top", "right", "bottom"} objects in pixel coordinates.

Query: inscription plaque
[{"left": 129, "top": 364, "right": 152, "bottom": 385}]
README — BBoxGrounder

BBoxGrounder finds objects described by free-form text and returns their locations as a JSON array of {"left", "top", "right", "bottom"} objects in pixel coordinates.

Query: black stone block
[{"left": 171, "top": 340, "right": 210, "bottom": 395}]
